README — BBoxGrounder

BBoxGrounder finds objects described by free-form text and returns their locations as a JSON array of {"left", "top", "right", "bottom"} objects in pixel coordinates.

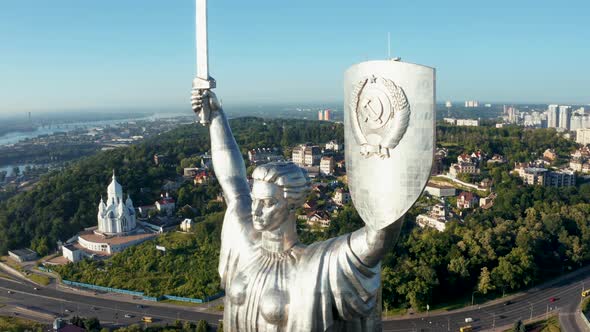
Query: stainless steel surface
[
  {"left": 193, "top": 0, "right": 216, "bottom": 125},
  {"left": 194, "top": 0, "right": 215, "bottom": 89},
  {"left": 344, "top": 60, "right": 435, "bottom": 231},
  {"left": 191, "top": 76, "right": 427, "bottom": 330},
  {"left": 190, "top": 7, "right": 434, "bottom": 328}
]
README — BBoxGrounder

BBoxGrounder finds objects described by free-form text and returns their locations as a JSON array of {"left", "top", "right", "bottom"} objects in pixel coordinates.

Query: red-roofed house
[
  {"left": 156, "top": 193, "right": 176, "bottom": 216},
  {"left": 194, "top": 170, "right": 211, "bottom": 185},
  {"left": 457, "top": 192, "right": 478, "bottom": 209}
]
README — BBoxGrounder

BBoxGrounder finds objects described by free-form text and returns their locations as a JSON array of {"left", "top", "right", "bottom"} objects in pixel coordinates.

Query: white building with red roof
[{"left": 156, "top": 192, "right": 176, "bottom": 216}]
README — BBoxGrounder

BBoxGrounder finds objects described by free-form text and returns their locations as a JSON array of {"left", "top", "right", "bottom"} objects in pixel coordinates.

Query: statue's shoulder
[{"left": 299, "top": 234, "right": 349, "bottom": 260}]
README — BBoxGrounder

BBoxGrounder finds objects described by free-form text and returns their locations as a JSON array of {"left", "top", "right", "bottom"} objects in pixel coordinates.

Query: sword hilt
[
  {"left": 192, "top": 77, "right": 217, "bottom": 126},
  {"left": 192, "top": 76, "right": 216, "bottom": 90}
]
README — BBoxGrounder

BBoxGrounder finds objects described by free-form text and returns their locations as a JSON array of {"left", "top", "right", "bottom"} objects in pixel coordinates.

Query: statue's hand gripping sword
[{"left": 192, "top": 0, "right": 216, "bottom": 125}]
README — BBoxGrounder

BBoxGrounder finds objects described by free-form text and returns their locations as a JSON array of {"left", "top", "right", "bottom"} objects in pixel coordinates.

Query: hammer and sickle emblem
[{"left": 362, "top": 98, "right": 384, "bottom": 125}]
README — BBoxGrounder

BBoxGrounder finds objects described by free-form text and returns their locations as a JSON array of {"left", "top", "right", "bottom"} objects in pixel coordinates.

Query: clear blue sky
[{"left": 0, "top": 0, "right": 589, "bottom": 113}]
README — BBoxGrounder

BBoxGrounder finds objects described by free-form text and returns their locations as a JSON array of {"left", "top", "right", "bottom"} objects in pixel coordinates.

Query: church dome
[{"left": 107, "top": 170, "right": 123, "bottom": 200}]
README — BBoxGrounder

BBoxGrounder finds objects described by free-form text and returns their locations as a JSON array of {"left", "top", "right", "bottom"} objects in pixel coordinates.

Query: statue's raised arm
[{"left": 191, "top": 89, "right": 251, "bottom": 215}]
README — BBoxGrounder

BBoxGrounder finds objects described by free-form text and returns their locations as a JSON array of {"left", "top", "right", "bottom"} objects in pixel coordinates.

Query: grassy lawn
[
  {"left": 0, "top": 271, "right": 13, "bottom": 280},
  {"left": 383, "top": 307, "right": 408, "bottom": 317},
  {"left": 503, "top": 316, "right": 560, "bottom": 332},
  {"left": 0, "top": 256, "right": 23, "bottom": 272},
  {"left": 430, "top": 176, "right": 489, "bottom": 197},
  {"left": 27, "top": 273, "right": 51, "bottom": 286},
  {"left": 526, "top": 315, "right": 561, "bottom": 332},
  {"left": 161, "top": 299, "right": 204, "bottom": 307},
  {"left": 0, "top": 316, "right": 45, "bottom": 331}
]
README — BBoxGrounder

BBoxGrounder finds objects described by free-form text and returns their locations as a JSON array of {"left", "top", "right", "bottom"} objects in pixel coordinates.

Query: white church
[
  {"left": 97, "top": 171, "right": 137, "bottom": 234},
  {"left": 62, "top": 171, "right": 157, "bottom": 263}
]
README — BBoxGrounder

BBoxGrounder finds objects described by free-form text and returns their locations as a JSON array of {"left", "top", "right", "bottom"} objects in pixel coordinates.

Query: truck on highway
[
  {"left": 582, "top": 290, "right": 590, "bottom": 297},
  {"left": 459, "top": 326, "right": 472, "bottom": 332},
  {"left": 142, "top": 317, "right": 153, "bottom": 323}
]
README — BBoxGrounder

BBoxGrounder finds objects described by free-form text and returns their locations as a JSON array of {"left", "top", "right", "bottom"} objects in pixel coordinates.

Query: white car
[
  {"left": 464, "top": 317, "right": 473, "bottom": 323},
  {"left": 124, "top": 314, "right": 133, "bottom": 318}
]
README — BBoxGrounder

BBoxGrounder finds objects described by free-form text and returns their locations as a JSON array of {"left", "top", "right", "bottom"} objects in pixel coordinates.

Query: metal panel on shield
[{"left": 344, "top": 60, "right": 435, "bottom": 230}]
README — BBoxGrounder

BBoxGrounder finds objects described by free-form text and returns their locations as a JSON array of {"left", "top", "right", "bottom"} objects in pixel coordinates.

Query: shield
[{"left": 344, "top": 60, "right": 435, "bottom": 230}]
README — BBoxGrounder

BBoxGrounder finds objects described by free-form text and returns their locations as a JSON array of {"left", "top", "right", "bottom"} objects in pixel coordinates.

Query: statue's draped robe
[{"left": 219, "top": 204, "right": 380, "bottom": 332}]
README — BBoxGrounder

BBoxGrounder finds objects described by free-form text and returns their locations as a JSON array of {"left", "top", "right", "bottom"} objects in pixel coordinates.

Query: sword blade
[{"left": 196, "top": 0, "right": 208, "bottom": 80}]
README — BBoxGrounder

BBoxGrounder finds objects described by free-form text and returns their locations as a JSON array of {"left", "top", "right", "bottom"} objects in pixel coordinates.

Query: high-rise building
[
  {"left": 547, "top": 104, "right": 559, "bottom": 128},
  {"left": 318, "top": 111, "right": 324, "bottom": 121},
  {"left": 559, "top": 105, "right": 571, "bottom": 130},
  {"left": 464, "top": 100, "right": 479, "bottom": 108},
  {"left": 507, "top": 107, "right": 518, "bottom": 124},
  {"left": 445, "top": 101, "right": 452, "bottom": 108},
  {"left": 323, "top": 109, "right": 331, "bottom": 121},
  {"left": 577, "top": 129, "right": 590, "bottom": 145}
]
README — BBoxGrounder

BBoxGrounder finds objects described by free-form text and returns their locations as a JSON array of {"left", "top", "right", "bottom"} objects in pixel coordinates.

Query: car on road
[
  {"left": 33, "top": 287, "right": 39, "bottom": 290},
  {"left": 549, "top": 297, "right": 557, "bottom": 302},
  {"left": 124, "top": 314, "right": 133, "bottom": 318},
  {"left": 7, "top": 290, "right": 12, "bottom": 294},
  {"left": 460, "top": 326, "right": 472, "bottom": 332},
  {"left": 64, "top": 309, "right": 72, "bottom": 313},
  {"left": 136, "top": 304, "right": 143, "bottom": 309},
  {"left": 464, "top": 317, "right": 473, "bottom": 323},
  {"left": 504, "top": 300, "right": 513, "bottom": 305},
  {"left": 583, "top": 290, "right": 590, "bottom": 297}
]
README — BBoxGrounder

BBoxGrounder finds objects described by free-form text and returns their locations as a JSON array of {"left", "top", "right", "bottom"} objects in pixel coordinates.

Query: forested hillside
[
  {"left": 2, "top": 118, "right": 590, "bottom": 311},
  {"left": 0, "top": 117, "right": 343, "bottom": 255}
]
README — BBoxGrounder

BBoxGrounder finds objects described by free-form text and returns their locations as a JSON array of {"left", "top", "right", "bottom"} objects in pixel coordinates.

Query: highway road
[
  {"left": 1, "top": 266, "right": 590, "bottom": 332},
  {"left": 0, "top": 277, "right": 222, "bottom": 329}
]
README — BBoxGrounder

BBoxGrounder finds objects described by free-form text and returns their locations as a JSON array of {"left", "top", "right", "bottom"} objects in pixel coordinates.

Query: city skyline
[{"left": 1, "top": 0, "right": 589, "bottom": 114}]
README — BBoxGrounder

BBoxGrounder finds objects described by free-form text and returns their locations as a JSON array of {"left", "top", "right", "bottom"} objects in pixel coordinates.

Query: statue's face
[{"left": 251, "top": 180, "right": 289, "bottom": 232}]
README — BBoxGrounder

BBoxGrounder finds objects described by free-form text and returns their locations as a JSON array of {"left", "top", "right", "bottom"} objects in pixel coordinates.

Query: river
[{"left": 0, "top": 113, "right": 186, "bottom": 146}]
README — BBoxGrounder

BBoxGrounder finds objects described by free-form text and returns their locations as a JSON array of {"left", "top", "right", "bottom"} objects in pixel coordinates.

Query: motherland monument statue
[{"left": 190, "top": 1, "right": 435, "bottom": 331}]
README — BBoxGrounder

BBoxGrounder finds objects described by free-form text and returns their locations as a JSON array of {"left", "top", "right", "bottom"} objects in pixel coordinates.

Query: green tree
[
  {"left": 196, "top": 320, "right": 208, "bottom": 332},
  {"left": 477, "top": 267, "right": 494, "bottom": 294},
  {"left": 83, "top": 317, "right": 101, "bottom": 332}
]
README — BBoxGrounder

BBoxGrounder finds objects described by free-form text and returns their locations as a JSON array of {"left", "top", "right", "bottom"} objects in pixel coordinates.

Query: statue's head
[{"left": 251, "top": 162, "right": 311, "bottom": 231}]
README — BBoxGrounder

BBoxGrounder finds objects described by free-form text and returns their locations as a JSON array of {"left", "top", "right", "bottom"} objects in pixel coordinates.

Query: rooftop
[
  {"left": 524, "top": 167, "right": 548, "bottom": 173},
  {"left": 79, "top": 230, "right": 156, "bottom": 245},
  {"left": 8, "top": 248, "right": 37, "bottom": 257}
]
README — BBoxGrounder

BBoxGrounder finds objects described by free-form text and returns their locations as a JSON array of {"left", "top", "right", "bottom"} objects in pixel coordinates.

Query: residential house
[
  {"left": 479, "top": 192, "right": 497, "bottom": 209},
  {"left": 457, "top": 191, "right": 478, "bottom": 209},
  {"left": 320, "top": 156, "right": 335, "bottom": 176},
  {"left": 248, "top": 147, "right": 283, "bottom": 165},
  {"left": 155, "top": 193, "right": 176, "bottom": 216},
  {"left": 292, "top": 144, "right": 321, "bottom": 167},
  {"left": 543, "top": 149, "right": 557, "bottom": 162},
  {"left": 333, "top": 189, "right": 351, "bottom": 206},
  {"left": 416, "top": 204, "right": 449, "bottom": 232}
]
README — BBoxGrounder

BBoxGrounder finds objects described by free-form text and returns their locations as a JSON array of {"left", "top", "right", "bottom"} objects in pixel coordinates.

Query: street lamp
[{"left": 527, "top": 301, "right": 533, "bottom": 321}]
